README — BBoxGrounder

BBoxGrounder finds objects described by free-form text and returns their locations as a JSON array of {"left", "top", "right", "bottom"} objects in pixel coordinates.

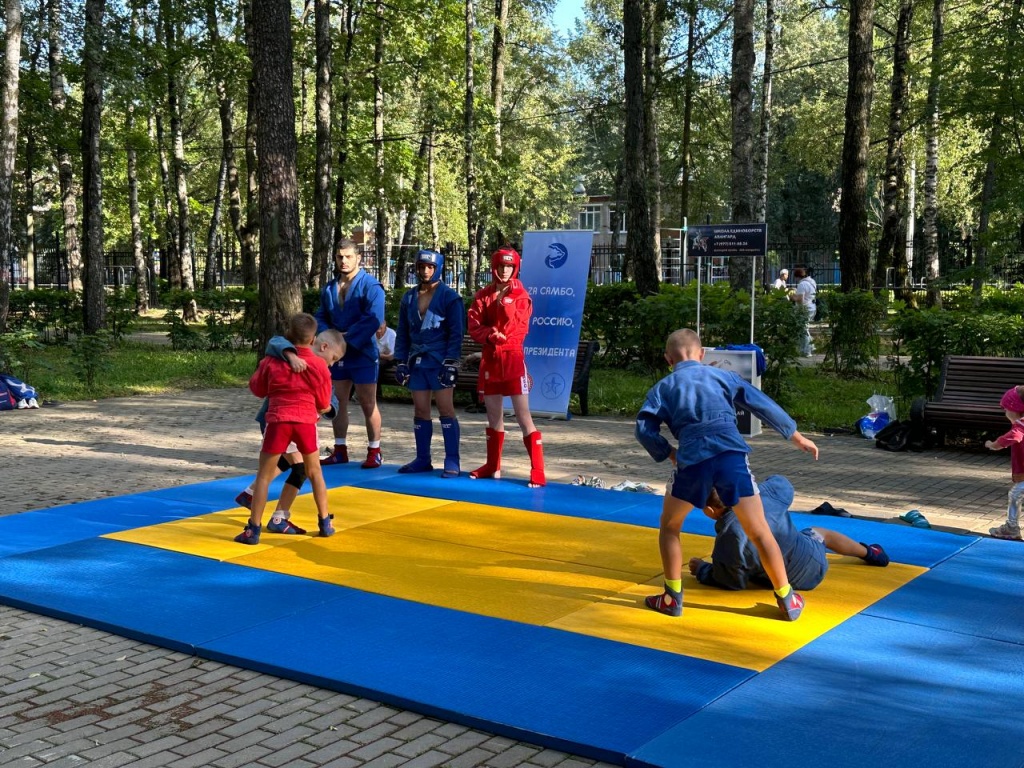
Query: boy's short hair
[
  {"left": 666, "top": 328, "right": 701, "bottom": 358},
  {"left": 316, "top": 329, "right": 346, "bottom": 358},
  {"left": 285, "top": 313, "right": 318, "bottom": 345}
]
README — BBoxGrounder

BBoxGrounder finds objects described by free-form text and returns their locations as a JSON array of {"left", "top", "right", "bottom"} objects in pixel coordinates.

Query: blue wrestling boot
[
  {"left": 234, "top": 522, "right": 261, "bottom": 545},
  {"left": 861, "top": 543, "right": 890, "bottom": 566},
  {"left": 644, "top": 585, "right": 683, "bottom": 617},
  {"left": 399, "top": 419, "right": 434, "bottom": 473},
  {"left": 267, "top": 514, "right": 306, "bottom": 535},
  {"left": 317, "top": 514, "right": 335, "bottom": 537}
]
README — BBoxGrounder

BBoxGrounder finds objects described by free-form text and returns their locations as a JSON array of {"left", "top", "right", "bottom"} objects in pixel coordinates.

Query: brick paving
[{"left": 0, "top": 386, "right": 1012, "bottom": 766}]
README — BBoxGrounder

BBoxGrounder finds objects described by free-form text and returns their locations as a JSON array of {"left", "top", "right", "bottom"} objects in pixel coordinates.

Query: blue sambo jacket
[
  {"left": 394, "top": 283, "right": 465, "bottom": 368},
  {"left": 315, "top": 270, "right": 386, "bottom": 371}
]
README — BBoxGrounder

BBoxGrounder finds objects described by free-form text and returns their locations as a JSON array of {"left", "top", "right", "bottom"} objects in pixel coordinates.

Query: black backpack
[{"left": 874, "top": 415, "right": 928, "bottom": 452}]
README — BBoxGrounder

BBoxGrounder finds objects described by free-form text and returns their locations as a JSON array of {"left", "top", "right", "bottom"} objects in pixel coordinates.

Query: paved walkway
[{"left": 0, "top": 390, "right": 1011, "bottom": 767}]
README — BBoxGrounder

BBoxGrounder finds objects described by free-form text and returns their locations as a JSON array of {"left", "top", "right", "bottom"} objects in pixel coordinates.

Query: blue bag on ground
[
  {"left": 857, "top": 411, "right": 890, "bottom": 439},
  {"left": 0, "top": 374, "right": 38, "bottom": 411}
]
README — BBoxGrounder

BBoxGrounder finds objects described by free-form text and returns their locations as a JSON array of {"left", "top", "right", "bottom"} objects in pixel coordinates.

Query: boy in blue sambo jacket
[
  {"left": 635, "top": 328, "right": 819, "bottom": 621},
  {"left": 393, "top": 249, "right": 465, "bottom": 477}
]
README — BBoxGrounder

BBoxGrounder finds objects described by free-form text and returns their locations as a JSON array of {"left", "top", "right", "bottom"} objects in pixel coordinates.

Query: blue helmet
[{"left": 415, "top": 249, "right": 444, "bottom": 283}]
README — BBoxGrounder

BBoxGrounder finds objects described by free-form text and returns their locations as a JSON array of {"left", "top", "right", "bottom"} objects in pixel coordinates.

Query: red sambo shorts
[{"left": 262, "top": 422, "right": 319, "bottom": 455}]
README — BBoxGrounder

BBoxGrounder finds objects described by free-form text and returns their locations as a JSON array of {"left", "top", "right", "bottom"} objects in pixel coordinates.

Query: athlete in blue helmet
[{"left": 393, "top": 249, "right": 466, "bottom": 476}]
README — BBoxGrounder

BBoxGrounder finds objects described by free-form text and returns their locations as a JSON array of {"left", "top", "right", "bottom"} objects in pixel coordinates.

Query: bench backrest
[{"left": 936, "top": 355, "right": 1024, "bottom": 404}]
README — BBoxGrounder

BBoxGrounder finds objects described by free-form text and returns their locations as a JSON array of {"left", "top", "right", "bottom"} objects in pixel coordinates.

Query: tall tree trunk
[
  {"left": 644, "top": 0, "right": 662, "bottom": 279},
  {"left": 241, "top": 0, "right": 259, "bottom": 289},
  {"left": 155, "top": 113, "right": 181, "bottom": 289},
  {"left": 975, "top": 0, "right": 1022, "bottom": 297},
  {"left": 164, "top": 10, "right": 196, "bottom": 308},
  {"left": 491, "top": 0, "right": 509, "bottom": 242},
  {"left": 873, "top": 0, "right": 913, "bottom": 298},
  {"left": 680, "top": 0, "right": 696, "bottom": 222},
  {"left": 47, "top": 0, "right": 81, "bottom": 293},
  {"left": 838, "top": 0, "right": 875, "bottom": 292},
  {"left": 127, "top": 104, "right": 148, "bottom": 311},
  {"left": 0, "top": 0, "right": 23, "bottom": 329},
  {"left": 624, "top": 0, "right": 657, "bottom": 295},
  {"left": 22, "top": 17, "right": 40, "bottom": 293},
  {"left": 373, "top": 0, "right": 387, "bottom": 282},
  {"left": 81, "top": 0, "right": 106, "bottom": 333},
  {"left": 396, "top": 126, "right": 430, "bottom": 291},
  {"left": 206, "top": 0, "right": 243, "bottom": 290},
  {"left": 729, "top": 0, "right": 756, "bottom": 292},
  {"left": 464, "top": 0, "right": 480, "bottom": 291},
  {"left": 922, "top": 0, "right": 943, "bottom": 308},
  {"left": 251, "top": 0, "right": 304, "bottom": 350},
  {"left": 310, "top": 0, "right": 333, "bottom": 288},
  {"left": 332, "top": 0, "right": 356, "bottom": 250},
  {"left": 755, "top": 0, "right": 775, "bottom": 224},
  {"left": 428, "top": 126, "right": 439, "bottom": 250},
  {"left": 206, "top": 153, "right": 228, "bottom": 290}
]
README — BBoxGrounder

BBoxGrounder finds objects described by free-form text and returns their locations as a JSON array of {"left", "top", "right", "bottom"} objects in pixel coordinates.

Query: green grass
[
  {"left": 22, "top": 341, "right": 255, "bottom": 401},
  {"left": 16, "top": 338, "right": 891, "bottom": 433}
]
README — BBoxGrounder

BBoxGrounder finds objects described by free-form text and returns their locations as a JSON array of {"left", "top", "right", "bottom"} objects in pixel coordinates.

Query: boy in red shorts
[{"left": 234, "top": 313, "right": 344, "bottom": 544}]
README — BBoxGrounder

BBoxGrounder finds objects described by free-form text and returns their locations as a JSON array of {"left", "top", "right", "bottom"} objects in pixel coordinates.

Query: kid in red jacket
[
  {"left": 466, "top": 247, "right": 545, "bottom": 486},
  {"left": 234, "top": 313, "right": 345, "bottom": 544}
]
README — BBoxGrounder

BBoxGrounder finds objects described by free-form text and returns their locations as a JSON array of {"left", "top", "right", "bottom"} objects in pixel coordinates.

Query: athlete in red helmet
[{"left": 466, "top": 247, "right": 545, "bottom": 486}]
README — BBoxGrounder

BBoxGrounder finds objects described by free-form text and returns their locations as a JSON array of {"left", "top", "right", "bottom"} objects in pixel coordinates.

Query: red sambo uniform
[{"left": 467, "top": 247, "right": 545, "bottom": 485}]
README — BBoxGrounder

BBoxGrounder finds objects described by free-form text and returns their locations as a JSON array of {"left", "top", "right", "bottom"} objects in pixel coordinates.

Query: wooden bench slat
[{"left": 920, "top": 355, "right": 1024, "bottom": 438}]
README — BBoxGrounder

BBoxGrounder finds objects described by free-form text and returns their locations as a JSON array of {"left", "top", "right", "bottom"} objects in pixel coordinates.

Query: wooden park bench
[
  {"left": 912, "top": 355, "right": 1024, "bottom": 441},
  {"left": 455, "top": 337, "right": 600, "bottom": 416}
]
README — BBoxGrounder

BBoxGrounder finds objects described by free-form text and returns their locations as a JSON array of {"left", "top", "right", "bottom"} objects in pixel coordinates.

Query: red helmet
[{"left": 490, "top": 247, "right": 521, "bottom": 282}]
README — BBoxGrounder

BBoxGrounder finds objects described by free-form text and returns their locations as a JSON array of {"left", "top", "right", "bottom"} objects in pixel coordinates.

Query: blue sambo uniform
[
  {"left": 394, "top": 283, "right": 465, "bottom": 372},
  {"left": 315, "top": 270, "right": 386, "bottom": 375},
  {"left": 635, "top": 360, "right": 798, "bottom": 467},
  {"left": 693, "top": 475, "right": 828, "bottom": 591}
]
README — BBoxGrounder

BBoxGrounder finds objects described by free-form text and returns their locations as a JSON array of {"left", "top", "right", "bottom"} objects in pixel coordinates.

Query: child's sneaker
[
  {"left": 234, "top": 522, "right": 261, "bottom": 545},
  {"left": 861, "top": 543, "right": 890, "bottom": 566},
  {"left": 361, "top": 447, "right": 382, "bottom": 469},
  {"left": 989, "top": 522, "right": 1022, "bottom": 541},
  {"left": 234, "top": 490, "right": 253, "bottom": 510},
  {"left": 321, "top": 445, "right": 349, "bottom": 465},
  {"left": 317, "top": 514, "right": 335, "bottom": 537},
  {"left": 267, "top": 516, "right": 306, "bottom": 535},
  {"left": 644, "top": 585, "right": 683, "bottom": 617},
  {"left": 776, "top": 589, "right": 804, "bottom": 621}
]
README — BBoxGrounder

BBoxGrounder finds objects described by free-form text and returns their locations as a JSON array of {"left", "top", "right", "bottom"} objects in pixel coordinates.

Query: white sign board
[{"left": 702, "top": 348, "right": 762, "bottom": 437}]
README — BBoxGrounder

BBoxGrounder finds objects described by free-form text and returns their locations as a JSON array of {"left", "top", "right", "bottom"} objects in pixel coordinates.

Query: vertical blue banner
[{"left": 519, "top": 230, "right": 594, "bottom": 418}]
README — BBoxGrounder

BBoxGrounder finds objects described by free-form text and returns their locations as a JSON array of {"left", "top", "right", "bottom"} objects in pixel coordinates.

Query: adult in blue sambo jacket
[
  {"left": 316, "top": 238, "right": 387, "bottom": 469},
  {"left": 635, "top": 328, "right": 819, "bottom": 622},
  {"left": 689, "top": 475, "right": 889, "bottom": 591},
  {"left": 393, "top": 249, "right": 465, "bottom": 477}
]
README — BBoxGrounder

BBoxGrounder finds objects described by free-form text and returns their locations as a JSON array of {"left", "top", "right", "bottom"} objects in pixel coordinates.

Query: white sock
[
  {"left": 368, "top": 440, "right": 381, "bottom": 449},
  {"left": 335, "top": 438, "right": 347, "bottom": 446}
]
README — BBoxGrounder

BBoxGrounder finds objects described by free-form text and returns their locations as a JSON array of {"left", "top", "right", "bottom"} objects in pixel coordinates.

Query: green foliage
[
  {"left": 583, "top": 281, "right": 805, "bottom": 399},
  {"left": 886, "top": 306, "right": 1024, "bottom": 407},
  {"left": 163, "top": 309, "right": 206, "bottom": 351},
  {"left": 0, "top": 329, "right": 45, "bottom": 378},
  {"left": 105, "top": 288, "right": 138, "bottom": 342},
  {"left": 68, "top": 331, "right": 114, "bottom": 391},
  {"left": 6, "top": 289, "right": 81, "bottom": 342},
  {"left": 818, "top": 291, "right": 887, "bottom": 377},
  {"left": 582, "top": 282, "right": 641, "bottom": 364}
]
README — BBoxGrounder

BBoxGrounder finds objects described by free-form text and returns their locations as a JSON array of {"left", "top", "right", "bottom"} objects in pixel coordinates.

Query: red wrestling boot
[
  {"left": 524, "top": 431, "right": 545, "bottom": 487},
  {"left": 470, "top": 428, "right": 504, "bottom": 479}
]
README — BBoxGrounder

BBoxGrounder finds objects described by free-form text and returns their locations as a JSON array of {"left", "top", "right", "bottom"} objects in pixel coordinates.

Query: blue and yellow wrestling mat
[{"left": 2, "top": 465, "right": 1023, "bottom": 767}]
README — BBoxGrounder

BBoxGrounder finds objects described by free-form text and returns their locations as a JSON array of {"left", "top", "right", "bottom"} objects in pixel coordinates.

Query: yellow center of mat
[{"left": 106, "top": 486, "right": 923, "bottom": 672}]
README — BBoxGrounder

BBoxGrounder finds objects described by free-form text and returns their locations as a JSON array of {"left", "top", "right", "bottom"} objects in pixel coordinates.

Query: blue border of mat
[{"left": 1, "top": 470, "right": 1006, "bottom": 766}]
